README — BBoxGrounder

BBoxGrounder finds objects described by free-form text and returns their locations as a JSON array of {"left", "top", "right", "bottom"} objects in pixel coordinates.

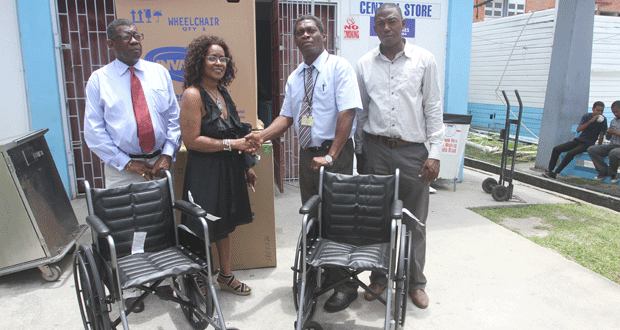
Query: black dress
[{"left": 181, "top": 86, "right": 252, "bottom": 242}]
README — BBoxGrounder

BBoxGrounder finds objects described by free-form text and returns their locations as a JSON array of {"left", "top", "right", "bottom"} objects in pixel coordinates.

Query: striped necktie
[{"left": 298, "top": 65, "right": 314, "bottom": 150}]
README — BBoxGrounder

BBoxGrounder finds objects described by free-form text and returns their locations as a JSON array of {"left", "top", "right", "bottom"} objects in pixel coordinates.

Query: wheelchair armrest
[
  {"left": 174, "top": 200, "right": 207, "bottom": 218},
  {"left": 86, "top": 215, "right": 111, "bottom": 237},
  {"left": 391, "top": 199, "right": 403, "bottom": 219},
  {"left": 300, "top": 195, "right": 321, "bottom": 214}
]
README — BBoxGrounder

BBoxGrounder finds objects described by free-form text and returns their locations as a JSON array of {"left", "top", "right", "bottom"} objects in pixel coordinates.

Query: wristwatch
[{"left": 325, "top": 155, "right": 333, "bottom": 166}]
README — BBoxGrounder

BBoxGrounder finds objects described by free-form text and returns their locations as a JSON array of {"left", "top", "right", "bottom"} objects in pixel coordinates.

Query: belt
[
  {"left": 367, "top": 134, "right": 417, "bottom": 148},
  {"left": 128, "top": 148, "right": 162, "bottom": 159},
  {"left": 307, "top": 140, "right": 334, "bottom": 152}
]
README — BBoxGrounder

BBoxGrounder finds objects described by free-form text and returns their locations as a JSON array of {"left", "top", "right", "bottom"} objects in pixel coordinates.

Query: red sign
[{"left": 344, "top": 17, "right": 359, "bottom": 39}]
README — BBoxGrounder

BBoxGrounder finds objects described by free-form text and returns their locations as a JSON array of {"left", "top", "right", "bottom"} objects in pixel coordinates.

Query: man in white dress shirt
[
  {"left": 84, "top": 18, "right": 180, "bottom": 188},
  {"left": 83, "top": 18, "right": 180, "bottom": 313},
  {"left": 355, "top": 3, "right": 444, "bottom": 310},
  {"left": 245, "top": 15, "right": 362, "bottom": 312}
]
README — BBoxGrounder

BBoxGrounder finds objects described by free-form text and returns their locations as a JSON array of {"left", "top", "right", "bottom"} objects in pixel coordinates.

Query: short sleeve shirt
[{"left": 577, "top": 113, "right": 607, "bottom": 146}]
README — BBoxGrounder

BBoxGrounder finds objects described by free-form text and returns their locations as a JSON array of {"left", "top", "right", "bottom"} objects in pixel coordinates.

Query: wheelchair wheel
[
  {"left": 482, "top": 177, "right": 498, "bottom": 193},
  {"left": 394, "top": 226, "right": 411, "bottom": 329},
  {"left": 179, "top": 273, "right": 214, "bottom": 330},
  {"left": 491, "top": 184, "right": 509, "bottom": 201},
  {"left": 302, "top": 321, "right": 323, "bottom": 330},
  {"left": 292, "top": 231, "right": 318, "bottom": 322},
  {"left": 74, "top": 244, "right": 111, "bottom": 330}
]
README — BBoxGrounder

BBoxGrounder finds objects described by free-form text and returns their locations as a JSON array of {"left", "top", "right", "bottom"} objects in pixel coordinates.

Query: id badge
[{"left": 301, "top": 115, "right": 314, "bottom": 126}]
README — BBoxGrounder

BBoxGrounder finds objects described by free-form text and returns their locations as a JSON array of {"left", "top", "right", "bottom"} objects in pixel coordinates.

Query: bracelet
[
  {"left": 125, "top": 160, "right": 133, "bottom": 171},
  {"left": 223, "top": 139, "right": 232, "bottom": 151}
]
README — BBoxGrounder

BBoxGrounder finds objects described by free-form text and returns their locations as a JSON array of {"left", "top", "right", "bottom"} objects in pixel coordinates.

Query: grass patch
[
  {"left": 470, "top": 203, "right": 620, "bottom": 284},
  {"left": 466, "top": 133, "right": 537, "bottom": 165},
  {"left": 562, "top": 177, "right": 606, "bottom": 187}
]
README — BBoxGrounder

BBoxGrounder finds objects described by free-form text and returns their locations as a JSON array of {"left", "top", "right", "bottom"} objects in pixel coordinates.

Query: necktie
[
  {"left": 298, "top": 65, "right": 314, "bottom": 150},
  {"left": 129, "top": 67, "right": 155, "bottom": 153}
]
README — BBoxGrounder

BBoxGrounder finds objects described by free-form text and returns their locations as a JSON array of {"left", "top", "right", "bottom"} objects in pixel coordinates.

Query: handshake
[{"left": 238, "top": 132, "right": 265, "bottom": 155}]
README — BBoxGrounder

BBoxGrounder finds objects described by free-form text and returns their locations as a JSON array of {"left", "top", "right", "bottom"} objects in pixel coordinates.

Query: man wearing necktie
[
  {"left": 83, "top": 18, "right": 180, "bottom": 312},
  {"left": 245, "top": 15, "right": 362, "bottom": 312},
  {"left": 84, "top": 18, "right": 180, "bottom": 189},
  {"left": 246, "top": 15, "right": 361, "bottom": 211}
]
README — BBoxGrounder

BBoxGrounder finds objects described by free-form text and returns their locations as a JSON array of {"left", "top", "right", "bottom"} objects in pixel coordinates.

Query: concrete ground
[{"left": 1, "top": 167, "right": 620, "bottom": 330}]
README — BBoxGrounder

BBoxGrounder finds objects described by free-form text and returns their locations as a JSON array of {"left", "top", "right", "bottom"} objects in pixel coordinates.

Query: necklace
[{"left": 204, "top": 85, "right": 223, "bottom": 110}]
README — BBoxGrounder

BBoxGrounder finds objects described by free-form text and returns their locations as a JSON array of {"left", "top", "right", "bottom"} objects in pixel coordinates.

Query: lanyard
[{"left": 303, "top": 55, "right": 329, "bottom": 109}]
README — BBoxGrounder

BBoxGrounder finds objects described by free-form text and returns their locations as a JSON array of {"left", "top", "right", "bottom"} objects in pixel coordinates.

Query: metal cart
[
  {"left": 0, "top": 129, "right": 87, "bottom": 281},
  {"left": 482, "top": 90, "right": 525, "bottom": 202}
]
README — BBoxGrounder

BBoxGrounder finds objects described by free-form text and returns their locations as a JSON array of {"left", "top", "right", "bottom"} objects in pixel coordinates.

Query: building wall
[
  {"left": 0, "top": 0, "right": 30, "bottom": 140},
  {"left": 525, "top": 0, "right": 555, "bottom": 13},
  {"left": 468, "top": 9, "right": 620, "bottom": 140}
]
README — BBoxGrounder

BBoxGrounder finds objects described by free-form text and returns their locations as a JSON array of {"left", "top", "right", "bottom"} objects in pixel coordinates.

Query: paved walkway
[{"left": 1, "top": 168, "right": 619, "bottom": 329}]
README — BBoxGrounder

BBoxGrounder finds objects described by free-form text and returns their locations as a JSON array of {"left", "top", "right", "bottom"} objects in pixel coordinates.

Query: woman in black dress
[{"left": 180, "top": 35, "right": 255, "bottom": 295}]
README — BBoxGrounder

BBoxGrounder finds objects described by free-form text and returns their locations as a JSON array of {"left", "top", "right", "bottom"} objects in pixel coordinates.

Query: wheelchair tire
[
  {"left": 482, "top": 177, "right": 498, "bottom": 193},
  {"left": 491, "top": 184, "right": 509, "bottom": 201},
  {"left": 179, "top": 273, "right": 214, "bottom": 330},
  {"left": 394, "top": 225, "right": 411, "bottom": 329},
  {"left": 302, "top": 321, "right": 323, "bottom": 330},
  {"left": 74, "top": 244, "right": 111, "bottom": 330},
  {"left": 292, "top": 229, "right": 318, "bottom": 323}
]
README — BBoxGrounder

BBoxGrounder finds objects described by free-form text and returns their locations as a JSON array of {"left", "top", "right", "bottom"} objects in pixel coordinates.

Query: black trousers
[{"left": 548, "top": 139, "right": 589, "bottom": 174}]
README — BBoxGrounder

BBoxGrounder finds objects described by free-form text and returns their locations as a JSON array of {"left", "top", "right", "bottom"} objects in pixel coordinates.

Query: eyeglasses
[
  {"left": 206, "top": 56, "right": 231, "bottom": 64},
  {"left": 113, "top": 33, "right": 145, "bottom": 42}
]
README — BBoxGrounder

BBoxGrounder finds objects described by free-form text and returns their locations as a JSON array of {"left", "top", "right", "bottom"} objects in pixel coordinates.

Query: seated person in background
[
  {"left": 587, "top": 100, "right": 620, "bottom": 184},
  {"left": 543, "top": 101, "right": 607, "bottom": 179}
]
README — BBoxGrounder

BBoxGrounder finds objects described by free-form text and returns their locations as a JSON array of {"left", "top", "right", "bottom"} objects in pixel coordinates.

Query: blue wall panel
[
  {"left": 467, "top": 103, "right": 543, "bottom": 141},
  {"left": 17, "top": 0, "right": 70, "bottom": 195}
]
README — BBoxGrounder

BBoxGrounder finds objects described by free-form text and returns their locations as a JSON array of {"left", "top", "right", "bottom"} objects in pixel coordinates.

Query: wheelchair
[
  {"left": 74, "top": 170, "right": 234, "bottom": 330},
  {"left": 292, "top": 168, "right": 414, "bottom": 330}
]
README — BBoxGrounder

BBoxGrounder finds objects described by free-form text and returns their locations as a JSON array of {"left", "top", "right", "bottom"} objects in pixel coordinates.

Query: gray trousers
[
  {"left": 299, "top": 139, "right": 358, "bottom": 293},
  {"left": 587, "top": 144, "right": 620, "bottom": 177},
  {"left": 362, "top": 137, "right": 429, "bottom": 290}
]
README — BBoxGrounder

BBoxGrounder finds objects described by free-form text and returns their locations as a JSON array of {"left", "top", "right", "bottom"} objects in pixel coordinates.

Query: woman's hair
[{"left": 183, "top": 35, "right": 237, "bottom": 89}]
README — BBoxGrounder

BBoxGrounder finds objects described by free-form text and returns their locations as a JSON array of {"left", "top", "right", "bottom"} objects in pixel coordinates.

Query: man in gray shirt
[
  {"left": 354, "top": 3, "right": 444, "bottom": 309},
  {"left": 588, "top": 100, "right": 620, "bottom": 183}
]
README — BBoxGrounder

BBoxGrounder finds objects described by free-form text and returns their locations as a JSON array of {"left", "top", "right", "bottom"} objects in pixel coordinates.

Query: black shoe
[
  {"left": 542, "top": 170, "right": 556, "bottom": 179},
  {"left": 124, "top": 297, "right": 145, "bottom": 313},
  {"left": 324, "top": 290, "right": 358, "bottom": 313}
]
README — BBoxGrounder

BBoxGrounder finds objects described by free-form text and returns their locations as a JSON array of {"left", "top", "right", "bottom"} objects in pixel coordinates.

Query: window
[{"left": 485, "top": 1, "right": 526, "bottom": 19}]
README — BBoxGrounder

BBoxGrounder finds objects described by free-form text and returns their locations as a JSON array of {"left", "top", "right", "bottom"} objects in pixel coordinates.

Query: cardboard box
[
  {"left": 172, "top": 143, "right": 276, "bottom": 270},
  {"left": 114, "top": 0, "right": 258, "bottom": 126}
]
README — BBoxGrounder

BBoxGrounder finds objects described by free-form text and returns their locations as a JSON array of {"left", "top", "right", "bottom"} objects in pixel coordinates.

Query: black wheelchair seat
[
  {"left": 306, "top": 239, "right": 390, "bottom": 272},
  {"left": 117, "top": 245, "right": 204, "bottom": 290}
]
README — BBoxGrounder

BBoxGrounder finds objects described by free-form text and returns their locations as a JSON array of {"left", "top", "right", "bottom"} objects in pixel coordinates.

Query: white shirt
[
  {"left": 355, "top": 41, "right": 444, "bottom": 160},
  {"left": 280, "top": 51, "right": 362, "bottom": 147},
  {"left": 84, "top": 59, "right": 181, "bottom": 171}
]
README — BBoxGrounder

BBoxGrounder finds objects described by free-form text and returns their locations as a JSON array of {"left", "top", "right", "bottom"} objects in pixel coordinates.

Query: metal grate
[
  {"left": 278, "top": 1, "right": 336, "bottom": 187},
  {"left": 57, "top": 0, "right": 116, "bottom": 192}
]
